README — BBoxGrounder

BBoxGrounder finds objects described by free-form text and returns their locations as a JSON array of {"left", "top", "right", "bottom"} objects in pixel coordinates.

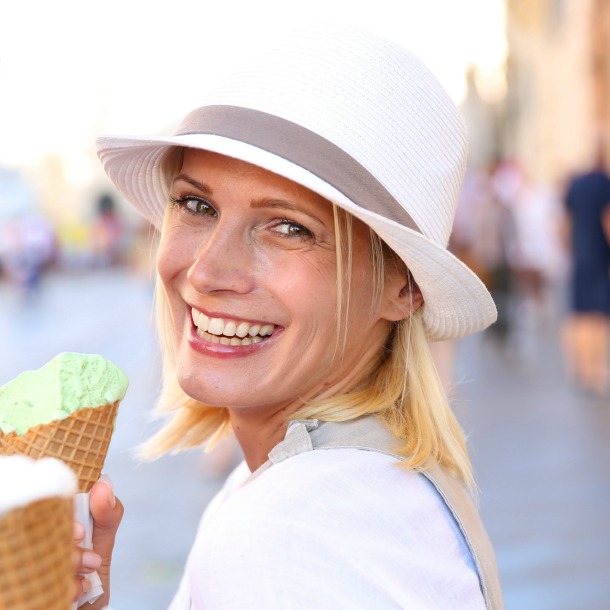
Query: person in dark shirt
[{"left": 563, "top": 146, "right": 610, "bottom": 395}]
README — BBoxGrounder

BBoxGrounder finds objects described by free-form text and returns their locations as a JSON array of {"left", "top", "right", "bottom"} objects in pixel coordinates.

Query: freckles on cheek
[
  {"left": 285, "top": 261, "right": 337, "bottom": 327},
  {"left": 284, "top": 266, "right": 336, "bottom": 309},
  {"left": 302, "top": 255, "right": 337, "bottom": 284}
]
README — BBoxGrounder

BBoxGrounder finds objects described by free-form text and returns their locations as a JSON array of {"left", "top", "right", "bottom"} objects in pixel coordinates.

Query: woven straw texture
[
  {"left": 0, "top": 496, "right": 73, "bottom": 610},
  {"left": 0, "top": 402, "right": 118, "bottom": 493}
]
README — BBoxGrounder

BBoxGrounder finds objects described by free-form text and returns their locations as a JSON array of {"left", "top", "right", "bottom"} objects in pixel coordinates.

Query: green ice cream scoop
[{"left": 0, "top": 352, "right": 128, "bottom": 435}]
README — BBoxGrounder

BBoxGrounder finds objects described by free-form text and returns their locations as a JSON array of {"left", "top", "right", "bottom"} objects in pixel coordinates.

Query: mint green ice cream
[{"left": 0, "top": 352, "right": 128, "bottom": 435}]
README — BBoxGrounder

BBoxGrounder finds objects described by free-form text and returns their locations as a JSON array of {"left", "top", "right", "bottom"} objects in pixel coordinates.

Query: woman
[{"left": 77, "top": 24, "right": 501, "bottom": 609}]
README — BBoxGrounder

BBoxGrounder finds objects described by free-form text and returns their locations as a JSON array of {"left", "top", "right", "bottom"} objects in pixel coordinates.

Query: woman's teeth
[{"left": 192, "top": 309, "right": 275, "bottom": 345}]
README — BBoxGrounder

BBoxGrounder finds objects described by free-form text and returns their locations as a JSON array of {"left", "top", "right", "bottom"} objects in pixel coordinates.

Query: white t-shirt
[{"left": 169, "top": 447, "right": 485, "bottom": 609}]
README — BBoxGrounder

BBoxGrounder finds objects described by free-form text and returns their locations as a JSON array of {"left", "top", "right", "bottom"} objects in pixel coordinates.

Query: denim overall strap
[{"left": 252, "top": 416, "right": 504, "bottom": 610}]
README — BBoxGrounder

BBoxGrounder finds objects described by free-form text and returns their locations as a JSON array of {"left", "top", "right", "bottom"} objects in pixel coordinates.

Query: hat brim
[{"left": 96, "top": 133, "right": 497, "bottom": 341}]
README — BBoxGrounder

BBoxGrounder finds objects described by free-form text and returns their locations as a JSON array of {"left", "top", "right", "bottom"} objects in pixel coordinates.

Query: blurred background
[{"left": 1, "top": 0, "right": 610, "bottom": 608}]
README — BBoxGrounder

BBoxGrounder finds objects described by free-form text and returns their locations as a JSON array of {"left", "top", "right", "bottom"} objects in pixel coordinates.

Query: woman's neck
[{"left": 228, "top": 401, "right": 301, "bottom": 472}]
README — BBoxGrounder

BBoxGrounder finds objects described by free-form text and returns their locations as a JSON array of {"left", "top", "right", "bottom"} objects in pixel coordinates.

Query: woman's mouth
[{"left": 191, "top": 308, "right": 276, "bottom": 346}]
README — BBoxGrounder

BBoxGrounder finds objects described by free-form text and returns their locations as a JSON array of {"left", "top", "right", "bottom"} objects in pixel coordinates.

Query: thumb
[{"left": 89, "top": 474, "right": 124, "bottom": 564}]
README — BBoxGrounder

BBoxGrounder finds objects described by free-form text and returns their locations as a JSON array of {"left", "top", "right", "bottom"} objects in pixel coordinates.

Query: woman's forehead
[
  {"left": 181, "top": 148, "right": 262, "bottom": 176},
  {"left": 179, "top": 148, "right": 336, "bottom": 211}
]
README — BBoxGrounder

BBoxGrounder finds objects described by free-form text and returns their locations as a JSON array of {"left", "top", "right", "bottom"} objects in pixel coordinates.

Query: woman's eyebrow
[
  {"left": 251, "top": 198, "right": 325, "bottom": 225},
  {"left": 173, "top": 174, "right": 212, "bottom": 194}
]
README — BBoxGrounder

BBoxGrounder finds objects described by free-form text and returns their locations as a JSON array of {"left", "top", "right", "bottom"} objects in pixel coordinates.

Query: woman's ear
[{"left": 381, "top": 272, "right": 424, "bottom": 322}]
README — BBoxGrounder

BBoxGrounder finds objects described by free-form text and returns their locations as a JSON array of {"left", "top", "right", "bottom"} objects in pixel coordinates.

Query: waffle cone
[
  {"left": 0, "top": 496, "right": 74, "bottom": 610},
  {"left": 0, "top": 402, "right": 119, "bottom": 493}
]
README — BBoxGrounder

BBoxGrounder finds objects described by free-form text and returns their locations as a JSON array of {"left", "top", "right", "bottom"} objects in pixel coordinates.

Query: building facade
[{"left": 464, "top": 0, "right": 610, "bottom": 186}]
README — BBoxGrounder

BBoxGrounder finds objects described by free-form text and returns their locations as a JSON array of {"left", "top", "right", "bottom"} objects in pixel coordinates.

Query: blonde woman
[{"left": 78, "top": 24, "right": 502, "bottom": 610}]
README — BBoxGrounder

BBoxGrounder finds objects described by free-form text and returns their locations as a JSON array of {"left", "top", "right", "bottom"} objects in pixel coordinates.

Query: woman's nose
[{"left": 186, "top": 222, "right": 257, "bottom": 295}]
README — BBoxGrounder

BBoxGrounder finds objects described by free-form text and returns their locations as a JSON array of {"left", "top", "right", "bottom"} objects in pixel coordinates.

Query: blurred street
[
  {"left": 453, "top": 313, "right": 610, "bottom": 609},
  {"left": 1, "top": 266, "right": 609, "bottom": 610}
]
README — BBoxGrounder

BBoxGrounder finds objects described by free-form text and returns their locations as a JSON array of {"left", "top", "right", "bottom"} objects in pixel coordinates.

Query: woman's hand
[{"left": 73, "top": 477, "right": 124, "bottom": 608}]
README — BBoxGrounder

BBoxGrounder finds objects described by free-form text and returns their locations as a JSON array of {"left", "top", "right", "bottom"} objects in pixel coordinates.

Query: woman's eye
[
  {"left": 275, "top": 219, "right": 313, "bottom": 239},
  {"left": 170, "top": 195, "right": 217, "bottom": 217}
]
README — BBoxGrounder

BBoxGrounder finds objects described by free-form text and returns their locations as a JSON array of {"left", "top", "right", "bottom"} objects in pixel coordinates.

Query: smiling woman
[{"left": 88, "top": 23, "right": 502, "bottom": 610}]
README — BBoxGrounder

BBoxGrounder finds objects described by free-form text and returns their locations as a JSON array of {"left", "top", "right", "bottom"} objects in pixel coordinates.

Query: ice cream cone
[
  {"left": 0, "top": 496, "right": 74, "bottom": 610},
  {"left": 0, "top": 401, "right": 119, "bottom": 493}
]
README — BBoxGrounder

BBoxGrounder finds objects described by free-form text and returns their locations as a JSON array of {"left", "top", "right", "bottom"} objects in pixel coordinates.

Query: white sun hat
[{"left": 96, "top": 23, "right": 496, "bottom": 341}]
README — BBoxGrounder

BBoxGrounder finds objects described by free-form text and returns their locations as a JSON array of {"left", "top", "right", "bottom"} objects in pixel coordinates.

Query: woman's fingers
[
  {"left": 72, "top": 476, "right": 124, "bottom": 607},
  {"left": 73, "top": 541, "right": 99, "bottom": 602},
  {"left": 81, "top": 476, "right": 124, "bottom": 609},
  {"left": 73, "top": 573, "right": 93, "bottom": 601},
  {"left": 73, "top": 546, "right": 103, "bottom": 574},
  {"left": 74, "top": 520, "right": 85, "bottom": 544}
]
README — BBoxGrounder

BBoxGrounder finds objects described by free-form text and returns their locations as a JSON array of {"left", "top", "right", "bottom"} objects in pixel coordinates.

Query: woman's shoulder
[{"left": 216, "top": 447, "right": 452, "bottom": 531}]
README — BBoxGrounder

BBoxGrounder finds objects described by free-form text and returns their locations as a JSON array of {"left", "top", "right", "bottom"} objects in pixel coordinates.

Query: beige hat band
[{"left": 175, "top": 105, "right": 422, "bottom": 235}]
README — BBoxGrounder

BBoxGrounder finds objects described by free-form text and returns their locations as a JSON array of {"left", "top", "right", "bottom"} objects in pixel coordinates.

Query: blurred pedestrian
[
  {"left": 505, "top": 169, "right": 566, "bottom": 333},
  {"left": 90, "top": 193, "right": 126, "bottom": 266},
  {"left": 562, "top": 145, "right": 610, "bottom": 395},
  {"left": 0, "top": 212, "right": 56, "bottom": 297},
  {"left": 79, "top": 24, "right": 502, "bottom": 609},
  {"left": 454, "top": 163, "right": 515, "bottom": 344}
]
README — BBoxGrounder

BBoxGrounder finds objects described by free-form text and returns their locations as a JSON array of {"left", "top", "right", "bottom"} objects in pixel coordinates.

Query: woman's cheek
[
  {"left": 156, "top": 247, "right": 174, "bottom": 285},
  {"left": 157, "top": 230, "right": 188, "bottom": 283}
]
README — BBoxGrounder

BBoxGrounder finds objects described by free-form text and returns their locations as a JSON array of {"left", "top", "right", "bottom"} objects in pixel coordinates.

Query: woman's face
[{"left": 158, "top": 149, "right": 399, "bottom": 416}]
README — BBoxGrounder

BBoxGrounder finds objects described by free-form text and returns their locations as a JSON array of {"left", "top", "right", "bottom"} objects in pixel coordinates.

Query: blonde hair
[{"left": 141, "top": 156, "right": 473, "bottom": 487}]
